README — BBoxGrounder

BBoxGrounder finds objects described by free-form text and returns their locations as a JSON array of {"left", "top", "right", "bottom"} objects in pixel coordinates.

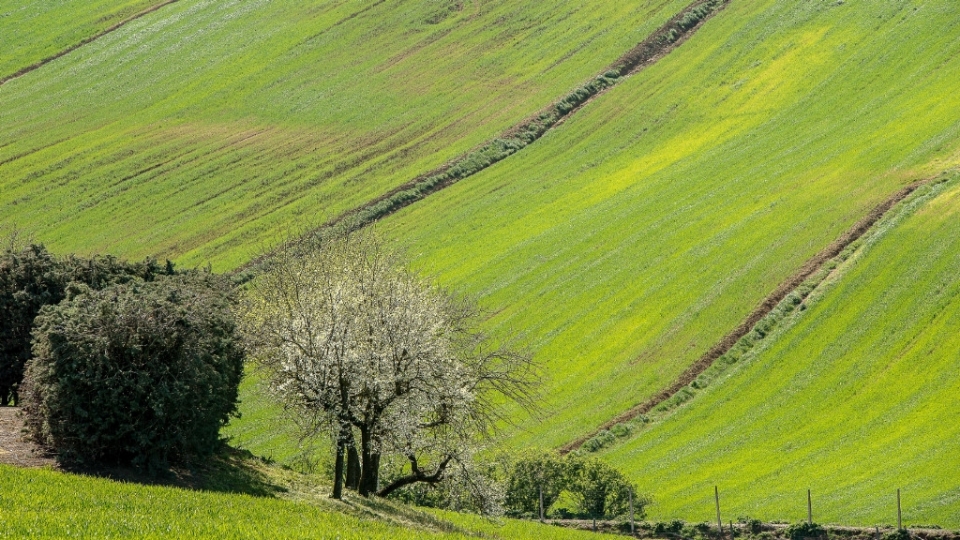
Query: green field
[
  {"left": 379, "top": 0, "right": 960, "bottom": 451},
  {"left": 0, "top": 0, "right": 689, "bottom": 270},
  {"left": 4, "top": 0, "right": 960, "bottom": 534},
  {"left": 0, "top": 0, "right": 161, "bottom": 81},
  {"left": 0, "top": 464, "right": 610, "bottom": 539},
  {"left": 598, "top": 177, "right": 960, "bottom": 527}
]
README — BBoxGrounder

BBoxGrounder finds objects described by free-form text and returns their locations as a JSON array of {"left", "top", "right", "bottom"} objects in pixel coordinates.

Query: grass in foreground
[
  {"left": 598, "top": 176, "right": 960, "bottom": 527},
  {"left": 0, "top": 459, "right": 615, "bottom": 539}
]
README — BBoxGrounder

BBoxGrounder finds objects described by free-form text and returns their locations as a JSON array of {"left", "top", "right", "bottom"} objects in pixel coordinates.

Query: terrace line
[
  {"left": 237, "top": 0, "right": 730, "bottom": 274},
  {"left": 0, "top": 0, "right": 183, "bottom": 86}
]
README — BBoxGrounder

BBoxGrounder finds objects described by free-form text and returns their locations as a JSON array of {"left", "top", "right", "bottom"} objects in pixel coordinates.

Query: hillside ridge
[
  {"left": 561, "top": 171, "right": 949, "bottom": 454},
  {"left": 237, "top": 0, "right": 729, "bottom": 274}
]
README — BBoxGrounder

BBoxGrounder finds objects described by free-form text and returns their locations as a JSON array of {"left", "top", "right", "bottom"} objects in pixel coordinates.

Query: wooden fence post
[
  {"left": 538, "top": 484, "right": 544, "bottom": 523},
  {"left": 715, "top": 486, "right": 723, "bottom": 539},
  {"left": 897, "top": 489, "right": 902, "bottom": 530}
]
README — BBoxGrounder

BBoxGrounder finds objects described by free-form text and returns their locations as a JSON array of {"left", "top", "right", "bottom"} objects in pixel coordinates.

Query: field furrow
[{"left": 598, "top": 175, "right": 960, "bottom": 526}]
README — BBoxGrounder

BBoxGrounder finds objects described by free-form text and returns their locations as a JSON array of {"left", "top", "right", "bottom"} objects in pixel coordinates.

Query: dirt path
[
  {"left": 0, "top": 407, "right": 55, "bottom": 468},
  {"left": 0, "top": 0, "right": 182, "bottom": 86},
  {"left": 560, "top": 176, "right": 938, "bottom": 453}
]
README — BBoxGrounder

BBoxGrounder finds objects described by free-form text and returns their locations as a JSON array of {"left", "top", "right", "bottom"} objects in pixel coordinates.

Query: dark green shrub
[
  {"left": 786, "top": 522, "right": 827, "bottom": 540},
  {"left": 567, "top": 457, "right": 649, "bottom": 520},
  {"left": 0, "top": 244, "right": 62, "bottom": 406},
  {"left": 883, "top": 530, "right": 911, "bottom": 540},
  {"left": 738, "top": 517, "right": 763, "bottom": 534},
  {"left": 21, "top": 274, "right": 243, "bottom": 470},
  {"left": 504, "top": 449, "right": 568, "bottom": 517},
  {"left": 654, "top": 520, "right": 685, "bottom": 535},
  {"left": 0, "top": 243, "right": 175, "bottom": 405}
]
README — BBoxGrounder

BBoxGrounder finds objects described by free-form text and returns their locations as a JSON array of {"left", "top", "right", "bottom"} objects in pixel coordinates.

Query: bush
[
  {"left": 883, "top": 530, "right": 911, "bottom": 540},
  {"left": 738, "top": 517, "right": 763, "bottom": 534},
  {"left": 0, "top": 243, "right": 175, "bottom": 405},
  {"left": 786, "top": 522, "right": 827, "bottom": 540},
  {"left": 567, "top": 457, "right": 650, "bottom": 520},
  {"left": 0, "top": 244, "right": 62, "bottom": 406},
  {"left": 21, "top": 274, "right": 243, "bottom": 470},
  {"left": 504, "top": 449, "right": 568, "bottom": 516},
  {"left": 654, "top": 520, "right": 685, "bottom": 535}
]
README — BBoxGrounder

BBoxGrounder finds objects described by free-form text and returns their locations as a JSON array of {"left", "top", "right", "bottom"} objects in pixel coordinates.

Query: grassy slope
[
  {"left": 600, "top": 178, "right": 960, "bottom": 527},
  {"left": 0, "top": 0, "right": 690, "bottom": 270},
  {"left": 378, "top": 0, "right": 960, "bottom": 451},
  {"left": 0, "top": 465, "right": 609, "bottom": 539},
  {"left": 0, "top": 0, "right": 160, "bottom": 80}
]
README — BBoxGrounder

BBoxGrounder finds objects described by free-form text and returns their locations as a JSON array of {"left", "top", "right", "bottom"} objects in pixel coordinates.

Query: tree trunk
[
  {"left": 346, "top": 444, "right": 361, "bottom": 490},
  {"left": 358, "top": 427, "right": 380, "bottom": 497},
  {"left": 368, "top": 452, "right": 381, "bottom": 494},
  {"left": 332, "top": 437, "right": 345, "bottom": 499},
  {"left": 377, "top": 455, "right": 452, "bottom": 498}
]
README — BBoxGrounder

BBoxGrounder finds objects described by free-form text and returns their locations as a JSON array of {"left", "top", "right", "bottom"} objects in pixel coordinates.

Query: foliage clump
[
  {"left": 0, "top": 240, "right": 176, "bottom": 406},
  {"left": 21, "top": 274, "right": 243, "bottom": 470},
  {"left": 883, "top": 530, "right": 912, "bottom": 540},
  {"left": 504, "top": 451, "right": 649, "bottom": 522},
  {"left": 786, "top": 522, "right": 828, "bottom": 540},
  {"left": 505, "top": 449, "right": 569, "bottom": 517}
]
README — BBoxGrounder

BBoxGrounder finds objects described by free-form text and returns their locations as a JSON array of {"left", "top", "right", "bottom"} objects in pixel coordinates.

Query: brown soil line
[
  {"left": 559, "top": 177, "right": 934, "bottom": 454},
  {"left": 235, "top": 0, "right": 729, "bottom": 274},
  {"left": 0, "top": 0, "right": 182, "bottom": 87}
]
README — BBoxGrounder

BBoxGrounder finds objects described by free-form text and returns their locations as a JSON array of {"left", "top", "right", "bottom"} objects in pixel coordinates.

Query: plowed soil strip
[
  {"left": 0, "top": 0, "right": 182, "bottom": 86},
  {"left": 560, "top": 176, "right": 937, "bottom": 454},
  {"left": 238, "top": 0, "right": 729, "bottom": 273}
]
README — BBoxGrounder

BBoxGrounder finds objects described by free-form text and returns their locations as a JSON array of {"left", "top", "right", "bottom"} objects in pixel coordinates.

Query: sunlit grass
[
  {"left": 378, "top": 0, "right": 960, "bottom": 452},
  {"left": 0, "top": 0, "right": 160, "bottom": 80},
  {"left": 0, "top": 0, "right": 690, "bottom": 269},
  {"left": 0, "top": 464, "right": 614, "bottom": 539},
  {"left": 598, "top": 178, "right": 960, "bottom": 527}
]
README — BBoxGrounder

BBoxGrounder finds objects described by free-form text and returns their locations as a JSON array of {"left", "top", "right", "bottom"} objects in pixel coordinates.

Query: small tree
[
  {"left": 504, "top": 449, "right": 568, "bottom": 517},
  {"left": 567, "top": 457, "right": 647, "bottom": 528},
  {"left": 239, "top": 232, "right": 536, "bottom": 500},
  {"left": 21, "top": 274, "right": 243, "bottom": 470}
]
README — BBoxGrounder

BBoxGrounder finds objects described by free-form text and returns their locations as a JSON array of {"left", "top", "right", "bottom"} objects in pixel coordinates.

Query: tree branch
[{"left": 376, "top": 455, "right": 453, "bottom": 498}]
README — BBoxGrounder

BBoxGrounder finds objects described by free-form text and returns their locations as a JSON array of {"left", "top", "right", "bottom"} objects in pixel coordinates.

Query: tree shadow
[
  {"left": 59, "top": 445, "right": 288, "bottom": 498},
  {"left": 335, "top": 493, "right": 476, "bottom": 536}
]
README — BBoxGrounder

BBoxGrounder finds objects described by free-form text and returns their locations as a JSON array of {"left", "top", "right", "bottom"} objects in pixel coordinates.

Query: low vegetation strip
[
  {"left": 0, "top": 0, "right": 181, "bottom": 86},
  {"left": 560, "top": 173, "right": 940, "bottom": 454},
  {"left": 238, "top": 0, "right": 729, "bottom": 274}
]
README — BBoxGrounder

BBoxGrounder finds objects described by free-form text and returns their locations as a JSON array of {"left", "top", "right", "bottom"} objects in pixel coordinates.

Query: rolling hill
[
  {"left": 2, "top": 0, "right": 960, "bottom": 531},
  {"left": 0, "top": 463, "right": 607, "bottom": 539},
  {"left": 0, "top": 0, "right": 690, "bottom": 269},
  {"left": 379, "top": 0, "right": 960, "bottom": 455},
  {"left": 599, "top": 175, "right": 960, "bottom": 526},
  {"left": 0, "top": 0, "right": 162, "bottom": 82}
]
